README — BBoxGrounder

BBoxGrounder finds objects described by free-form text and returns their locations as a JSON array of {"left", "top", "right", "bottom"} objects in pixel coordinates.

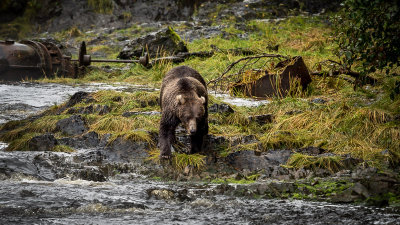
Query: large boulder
[
  {"left": 118, "top": 27, "right": 188, "bottom": 59},
  {"left": 28, "top": 133, "right": 58, "bottom": 151},
  {"left": 56, "top": 115, "right": 87, "bottom": 136}
]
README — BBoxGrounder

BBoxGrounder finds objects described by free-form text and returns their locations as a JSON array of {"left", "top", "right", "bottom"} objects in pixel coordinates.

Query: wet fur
[{"left": 159, "top": 66, "right": 208, "bottom": 158}]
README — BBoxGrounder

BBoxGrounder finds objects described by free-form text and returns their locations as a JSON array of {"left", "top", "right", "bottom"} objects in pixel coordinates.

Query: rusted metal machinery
[
  {"left": 0, "top": 40, "right": 76, "bottom": 81},
  {"left": 70, "top": 41, "right": 149, "bottom": 67},
  {"left": 0, "top": 40, "right": 149, "bottom": 81}
]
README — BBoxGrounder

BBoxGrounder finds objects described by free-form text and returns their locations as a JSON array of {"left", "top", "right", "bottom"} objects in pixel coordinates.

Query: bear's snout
[{"left": 188, "top": 119, "right": 197, "bottom": 134}]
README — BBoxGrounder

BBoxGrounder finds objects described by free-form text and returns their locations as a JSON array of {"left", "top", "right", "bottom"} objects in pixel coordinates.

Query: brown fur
[{"left": 159, "top": 66, "right": 208, "bottom": 158}]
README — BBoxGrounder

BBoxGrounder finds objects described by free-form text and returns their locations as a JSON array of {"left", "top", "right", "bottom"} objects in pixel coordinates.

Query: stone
[
  {"left": 28, "top": 133, "right": 58, "bottom": 151},
  {"left": 352, "top": 182, "right": 370, "bottom": 199},
  {"left": 248, "top": 114, "right": 274, "bottom": 125},
  {"left": 226, "top": 150, "right": 292, "bottom": 172},
  {"left": 19, "top": 190, "right": 36, "bottom": 197},
  {"left": 73, "top": 166, "right": 107, "bottom": 182},
  {"left": 209, "top": 103, "right": 234, "bottom": 114},
  {"left": 56, "top": 115, "right": 87, "bottom": 136},
  {"left": 118, "top": 27, "right": 188, "bottom": 59},
  {"left": 310, "top": 98, "right": 327, "bottom": 104},
  {"left": 65, "top": 91, "right": 90, "bottom": 108},
  {"left": 106, "top": 137, "right": 150, "bottom": 162},
  {"left": 58, "top": 131, "right": 101, "bottom": 149}
]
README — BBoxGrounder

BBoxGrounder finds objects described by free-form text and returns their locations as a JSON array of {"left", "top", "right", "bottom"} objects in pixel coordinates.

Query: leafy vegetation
[{"left": 333, "top": 0, "right": 400, "bottom": 77}]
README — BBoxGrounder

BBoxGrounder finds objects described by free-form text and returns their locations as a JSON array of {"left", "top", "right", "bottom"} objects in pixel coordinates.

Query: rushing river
[{"left": 0, "top": 82, "right": 399, "bottom": 224}]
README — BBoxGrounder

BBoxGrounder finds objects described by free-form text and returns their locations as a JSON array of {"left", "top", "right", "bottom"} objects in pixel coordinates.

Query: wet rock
[
  {"left": 66, "top": 104, "right": 111, "bottom": 115},
  {"left": 310, "top": 98, "right": 327, "bottom": 104},
  {"left": 122, "top": 111, "right": 161, "bottom": 117},
  {"left": 352, "top": 182, "right": 370, "bottom": 199},
  {"left": 118, "top": 27, "right": 188, "bottom": 59},
  {"left": 58, "top": 131, "right": 101, "bottom": 149},
  {"left": 248, "top": 114, "right": 274, "bottom": 125},
  {"left": 28, "top": 133, "right": 58, "bottom": 151},
  {"left": 209, "top": 103, "right": 234, "bottom": 114},
  {"left": 147, "top": 189, "right": 175, "bottom": 200},
  {"left": 97, "top": 105, "right": 111, "bottom": 115},
  {"left": 0, "top": 156, "right": 39, "bottom": 178},
  {"left": 65, "top": 92, "right": 90, "bottom": 108},
  {"left": 19, "top": 190, "right": 36, "bottom": 198},
  {"left": 73, "top": 166, "right": 107, "bottom": 182},
  {"left": 227, "top": 150, "right": 292, "bottom": 172},
  {"left": 331, "top": 187, "right": 363, "bottom": 203},
  {"left": 147, "top": 188, "right": 191, "bottom": 201},
  {"left": 178, "top": 25, "right": 227, "bottom": 42},
  {"left": 106, "top": 137, "right": 150, "bottom": 162},
  {"left": 56, "top": 115, "right": 87, "bottom": 136}
]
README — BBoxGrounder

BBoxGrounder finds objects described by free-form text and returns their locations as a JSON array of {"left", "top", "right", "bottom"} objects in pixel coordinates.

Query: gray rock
[
  {"left": 310, "top": 98, "right": 327, "bottom": 104},
  {"left": 58, "top": 131, "right": 101, "bottom": 149},
  {"left": 209, "top": 103, "right": 234, "bottom": 114},
  {"left": 227, "top": 150, "right": 292, "bottom": 172},
  {"left": 72, "top": 166, "right": 107, "bottom": 182},
  {"left": 352, "top": 182, "right": 370, "bottom": 198},
  {"left": 56, "top": 115, "right": 87, "bottom": 136},
  {"left": 248, "top": 114, "right": 274, "bottom": 125},
  {"left": 28, "top": 133, "right": 58, "bottom": 151},
  {"left": 65, "top": 92, "right": 90, "bottom": 108},
  {"left": 106, "top": 137, "right": 151, "bottom": 162},
  {"left": 118, "top": 27, "right": 188, "bottom": 59}
]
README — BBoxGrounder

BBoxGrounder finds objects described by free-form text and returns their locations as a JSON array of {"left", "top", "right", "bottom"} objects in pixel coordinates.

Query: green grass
[
  {"left": 285, "top": 153, "right": 343, "bottom": 173},
  {"left": 1, "top": 15, "right": 399, "bottom": 170},
  {"left": 147, "top": 149, "right": 206, "bottom": 171},
  {"left": 211, "top": 174, "right": 260, "bottom": 184}
]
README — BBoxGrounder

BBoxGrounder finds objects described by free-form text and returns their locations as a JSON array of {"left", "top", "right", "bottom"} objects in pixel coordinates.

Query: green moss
[
  {"left": 366, "top": 192, "right": 400, "bottom": 207},
  {"left": 296, "top": 179, "right": 353, "bottom": 197},
  {"left": 167, "top": 26, "right": 183, "bottom": 44},
  {"left": 53, "top": 145, "right": 75, "bottom": 153},
  {"left": 88, "top": 0, "right": 113, "bottom": 14},
  {"left": 211, "top": 174, "right": 259, "bottom": 184}
]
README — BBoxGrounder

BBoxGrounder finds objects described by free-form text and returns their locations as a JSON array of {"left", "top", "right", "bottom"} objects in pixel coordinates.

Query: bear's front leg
[
  {"left": 159, "top": 113, "right": 178, "bottom": 159},
  {"left": 189, "top": 119, "right": 208, "bottom": 154}
]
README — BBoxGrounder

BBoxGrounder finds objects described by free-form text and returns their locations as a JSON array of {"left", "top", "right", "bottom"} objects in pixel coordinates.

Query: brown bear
[{"left": 159, "top": 65, "right": 208, "bottom": 159}]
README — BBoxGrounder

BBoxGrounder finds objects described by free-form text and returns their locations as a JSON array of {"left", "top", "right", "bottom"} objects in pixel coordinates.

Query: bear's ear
[
  {"left": 200, "top": 96, "right": 206, "bottom": 104},
  {"left": 176, "top": 95, "right": 185, "bottom": 105}
]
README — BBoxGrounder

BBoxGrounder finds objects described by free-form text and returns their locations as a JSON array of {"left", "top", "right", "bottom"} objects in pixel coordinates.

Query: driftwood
[
  {"left": 312, "top": 60, "right": 378, "bottom": 85},
  {"left": 208, "top": 53, "right": 289, "bottom": 87}
]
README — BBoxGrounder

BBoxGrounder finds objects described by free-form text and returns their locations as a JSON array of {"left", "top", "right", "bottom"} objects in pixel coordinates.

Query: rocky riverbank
[{"left": 1, "top": 89, "right": 399, "bottom": 207}]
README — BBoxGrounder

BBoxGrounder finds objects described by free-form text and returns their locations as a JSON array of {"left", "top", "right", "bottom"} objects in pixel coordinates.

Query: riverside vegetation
[{"left": 1, "top": 7, "right": 400, "bottom": 206}]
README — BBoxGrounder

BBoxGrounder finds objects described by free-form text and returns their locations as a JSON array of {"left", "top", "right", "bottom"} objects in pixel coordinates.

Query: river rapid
[{"left": 0, "top": 82, "right": 399, "bottom": 225}]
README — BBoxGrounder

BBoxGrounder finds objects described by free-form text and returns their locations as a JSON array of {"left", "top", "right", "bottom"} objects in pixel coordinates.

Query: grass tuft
[{"left": 285, "top": 153, "right": 343, "bottom": 173}]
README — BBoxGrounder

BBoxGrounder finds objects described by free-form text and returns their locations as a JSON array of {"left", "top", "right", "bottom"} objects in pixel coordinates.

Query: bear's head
[{"left": 176, "top": 94, "right": 206, "bottom": 135}]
